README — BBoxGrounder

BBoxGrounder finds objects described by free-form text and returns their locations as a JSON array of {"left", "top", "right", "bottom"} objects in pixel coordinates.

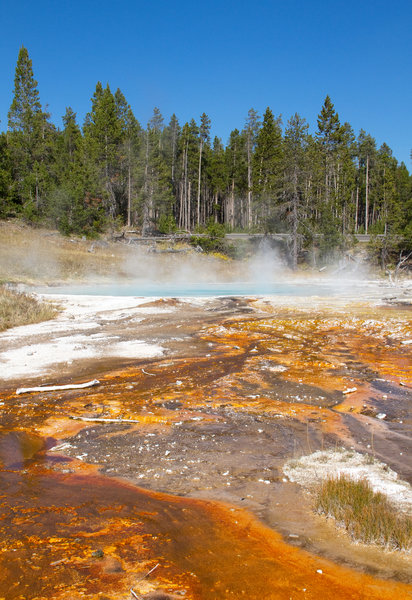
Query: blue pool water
[{"left": 34, "top": 281, "right": 344, "bottom": 297}]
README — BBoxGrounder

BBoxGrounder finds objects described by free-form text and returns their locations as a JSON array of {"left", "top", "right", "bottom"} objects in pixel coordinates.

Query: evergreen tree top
[
  {"left": 62, "top": 106, "right": 78, "bottom": 128},
  {"left": 316, "top": 95, "right": 342, "bottom": 148},
  {"left": 149, "top": 107, "right": 164, "bottom": 132},
  {"left": 8, "top": 46, "right": 42, "bottom": 132},
  {"left": 199, "top": 113, "right": 211, "bottom": 142}
]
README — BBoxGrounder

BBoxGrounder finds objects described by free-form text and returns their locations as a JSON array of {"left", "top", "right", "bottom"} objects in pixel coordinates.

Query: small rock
[{"left": 92, "top": 549, "right": 104, "bottom": 559}]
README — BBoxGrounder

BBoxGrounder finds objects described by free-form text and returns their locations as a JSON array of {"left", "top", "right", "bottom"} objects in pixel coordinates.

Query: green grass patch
[
  {"left": 0, "top": 286, "right": 58, "bottom": 332},
  {"left": 316, "top": 475, "right": 412, "bottom": 551}
]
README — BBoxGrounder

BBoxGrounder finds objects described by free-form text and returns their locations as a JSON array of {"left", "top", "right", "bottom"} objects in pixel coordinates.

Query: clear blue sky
[{"left": 1, "top": 0, "right": 411, "bottom": 168}]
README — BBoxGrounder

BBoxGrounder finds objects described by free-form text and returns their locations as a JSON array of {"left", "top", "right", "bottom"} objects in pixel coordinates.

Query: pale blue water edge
[{"left": 33, "top": 281, "right": 352, "bottom": 297}]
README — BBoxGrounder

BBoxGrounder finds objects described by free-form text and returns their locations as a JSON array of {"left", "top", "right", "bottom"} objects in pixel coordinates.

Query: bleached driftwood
[
  {"left": 136, "top": 563, "right": 160, "bottom": 582},
  {"left": 16, "top": 379, "right": 100, "bottom": 395},
  {"left": 142, "top": 368, "right": 155, "bottom": 376},
  {"left": 70, "top": 416, "right": 139, "bottom": 424},
  {"left": 130, "top": 563, "right": 160, "bottom": 600}
]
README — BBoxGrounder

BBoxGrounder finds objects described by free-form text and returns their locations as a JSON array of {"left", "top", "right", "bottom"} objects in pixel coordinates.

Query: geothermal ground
[
  {"left": 0, "top": 225, "right": 411, "bottom": 600},
  {"left": 0, "top": 284, "right": 411, "bottom": 600}
]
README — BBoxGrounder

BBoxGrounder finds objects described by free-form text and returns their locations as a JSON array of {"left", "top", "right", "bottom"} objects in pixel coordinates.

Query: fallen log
[
  {"left": 342, "top": 387, "right": 357, "bottom": 395},
  {"left": 70, "top": 416, "right": 139, "bottom": 424},
  {"left": 16, "top": 379, "right": 100, "bottom": 395}
]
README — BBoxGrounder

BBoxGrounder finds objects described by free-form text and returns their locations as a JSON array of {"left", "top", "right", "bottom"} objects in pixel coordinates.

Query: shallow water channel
[{"left": 0, "top": 293, "right": 411, "bottom": 599}]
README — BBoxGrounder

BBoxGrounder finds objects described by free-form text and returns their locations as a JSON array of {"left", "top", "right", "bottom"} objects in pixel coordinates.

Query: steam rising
[{"left": 0, "top": 223, "right": 384, "bottom": 298}]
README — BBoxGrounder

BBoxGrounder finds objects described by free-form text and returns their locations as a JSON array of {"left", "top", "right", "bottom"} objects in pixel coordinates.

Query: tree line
[{"left": 1, "top": 46, "right": 411, "bottom": 267}]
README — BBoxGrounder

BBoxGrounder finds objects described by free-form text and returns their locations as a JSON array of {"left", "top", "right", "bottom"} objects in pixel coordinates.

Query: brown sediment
[{"left": 0, "top": 295, "right": 411, "bottom": 598}]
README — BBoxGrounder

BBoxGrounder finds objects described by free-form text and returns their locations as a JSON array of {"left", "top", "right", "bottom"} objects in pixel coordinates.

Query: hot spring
[
  {"left": 32, "top": 275, "right": 384, "bottom": 298},
  {"left": 34, "top": 280, "right": 347, "bottom": 297}
]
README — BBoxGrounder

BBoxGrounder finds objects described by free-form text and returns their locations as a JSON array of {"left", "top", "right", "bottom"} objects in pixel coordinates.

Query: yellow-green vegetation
[
  {"left": 0, "top": 286, "right": 58, "bottom": 332},
  {"left": 316, "top": 475, "right": 412, "bottom": 551},
  {"left": 210, "top": 251, "right": 231, "bottom": 261}
]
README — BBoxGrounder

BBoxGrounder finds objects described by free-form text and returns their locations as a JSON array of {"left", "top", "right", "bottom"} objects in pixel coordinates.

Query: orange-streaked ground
[
  {"left": 1, "top": 466, "right": 411, "bottom": 600},
  {"left": 0, "top": 295, "right": 411, "bottom": 599}
]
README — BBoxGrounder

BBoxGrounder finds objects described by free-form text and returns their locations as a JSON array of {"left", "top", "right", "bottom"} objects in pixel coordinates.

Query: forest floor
[{"left": 0, "top": 221, "right": 411, "bottom": 600}]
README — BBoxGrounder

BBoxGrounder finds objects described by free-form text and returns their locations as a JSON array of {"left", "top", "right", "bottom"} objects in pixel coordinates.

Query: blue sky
[{"left": 1, "top": 0, "right": 411, "bottom": 167}]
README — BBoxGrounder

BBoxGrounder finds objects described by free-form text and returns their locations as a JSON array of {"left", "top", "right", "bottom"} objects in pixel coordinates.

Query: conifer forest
[{"left": 1, "top": 47, "right": 411, "bottom": 267}]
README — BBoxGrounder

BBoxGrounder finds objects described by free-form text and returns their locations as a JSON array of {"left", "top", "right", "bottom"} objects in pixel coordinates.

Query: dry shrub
[
  {"left": 0, "top": 221, "right": 126, "bottom": 283},
  {"left": 316, "top": 475, "right": 412, "bottom": 551},
  {"left": 0, "top": 286, "right": 58, "bottom": 331}
]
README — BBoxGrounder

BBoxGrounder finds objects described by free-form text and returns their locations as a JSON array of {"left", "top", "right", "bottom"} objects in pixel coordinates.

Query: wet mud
[{"left": 0, "top": 295, "right": 411, "bottom": 598}]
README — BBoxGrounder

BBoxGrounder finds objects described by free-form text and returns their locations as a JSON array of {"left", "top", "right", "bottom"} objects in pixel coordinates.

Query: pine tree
[
  {"left": 58, "top": 108, "right": 82, "bottom": 169},
  {"left": 375, "top": 144, "right": 398, "bottom": 233},
  {"left": 157, "top": 114, "right": 181, "bottom": 231},
  {"left": 163, "top": 114, "right": 180, "bottom": 193},
  {"left": 83, "top": 82, "right": 122, "bottom": 218},
  {"left": 225, "top": 129, "right": 247, "bottom": 228},
  {"left": 7, "top": 46, "right": 53, "bottom": 215},
  {"left": 114, "top": 89, "right": 142, "bottom": 226},
  {"left": 336, "top": 122, "right": 356, "bottom": 234},
  {"left": 314, "top": 96, "right": 349, "bottom": 258},
  {"left": 141, "top": 108, "right": 173, "bottom": 233},
  {"left": 47, "top": 107, "right": 104, "bottom": 235},
  {"left": 284, "top": 113, "right": 309, "bottom": 269},
  {"left": 243, "top": 108, "right": 260, "bottom": 228},
  {"left": 177, "top": 120, "right": 198, "bottom": 230},
  {"left": 316, "top": 96, "right": 341, "bottom": 151},
  {"left": 49, "top": 107, "right": 82, "bottom": 232},
  {"left": 316, "top": 95, "right": 342, "bottom": 205},
  {"left": 208, "top": 136, "right": 227, "bottom": 223},
  {"left": 253, "top": 107, "right": 283, "bottom": 229},
  {"left": 357, "top": 130, "right": 377, "bottom": 234},
  {"left": 8, "top": 46, "right": 42, "bottom": 134},
  {"left": 395, "top": 162, "right": 412, "bottom": 251},
  {"left": 196, "top": 113, "right": 211, "bottom": 226}
]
